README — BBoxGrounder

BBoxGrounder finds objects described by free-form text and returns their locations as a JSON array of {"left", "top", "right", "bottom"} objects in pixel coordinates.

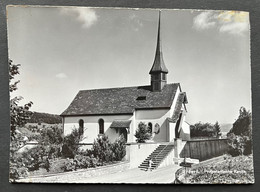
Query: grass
[{"left": 181, "top": 155, "right": 254, "bottom": 184}]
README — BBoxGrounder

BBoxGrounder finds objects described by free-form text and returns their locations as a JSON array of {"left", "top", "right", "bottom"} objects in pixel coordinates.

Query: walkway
[{"left": 18, "top": 164, "right": 180, "bottom": 184}]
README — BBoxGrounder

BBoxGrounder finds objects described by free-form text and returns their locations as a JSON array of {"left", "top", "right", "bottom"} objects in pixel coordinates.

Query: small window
[
  {"left": 78, "top": 119, "right": 84, "bottom": 137},
  {"left": 162, "top": 73, "right": 166, "bottom": 80},
  {"left": 154, "top": 82, "right": 160, "bottom": 91},
  {"left": 136, "top": 96, "right": 146, "bottom": 101},
  {"left": 98, "top": 119, "right": 104, "bottom": 134},
  {"left": 148, "top": 122, "right": 153, "bottom": 133}
]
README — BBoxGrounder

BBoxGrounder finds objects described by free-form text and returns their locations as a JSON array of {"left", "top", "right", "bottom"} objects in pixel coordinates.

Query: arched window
[
  {"left": 98, "top": 119, "right": 104, "bottom": 134},
  {"left": 78, "top": 119, "right": 84, "bottom": 137},
  {"left": 148, "top": 122, "right": 153, "bottom": 133}
]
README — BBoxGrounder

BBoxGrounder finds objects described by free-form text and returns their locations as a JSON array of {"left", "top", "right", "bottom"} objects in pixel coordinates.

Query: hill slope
[{"left": 28, "top": 112, "right": 62, "bottom": 124}]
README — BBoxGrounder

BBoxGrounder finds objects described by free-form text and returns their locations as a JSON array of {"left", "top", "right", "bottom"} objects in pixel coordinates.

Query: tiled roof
[
  {"left": 171, "top": 92, "right": 187, "bottom": 123},
  {"left": 110, "top": 120, "right": 132, "bottom": 128},
  {"left": 61, "top": 83, "right": 179, "bottom": 116}
]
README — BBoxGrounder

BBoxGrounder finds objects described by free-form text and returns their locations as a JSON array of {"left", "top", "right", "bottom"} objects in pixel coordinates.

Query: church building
[{"left": 60, "top": 12, "right": 190, "bottom": 152}]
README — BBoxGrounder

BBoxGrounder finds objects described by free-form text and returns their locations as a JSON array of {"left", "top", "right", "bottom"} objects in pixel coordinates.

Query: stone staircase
[{"left": 138, "top": 144, "right": 175, "bottom": 171}]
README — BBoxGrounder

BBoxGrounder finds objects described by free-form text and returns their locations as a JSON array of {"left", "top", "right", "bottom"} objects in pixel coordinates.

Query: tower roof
[{"left": 149, "top": 11, "right": 169, "bottom": 74}]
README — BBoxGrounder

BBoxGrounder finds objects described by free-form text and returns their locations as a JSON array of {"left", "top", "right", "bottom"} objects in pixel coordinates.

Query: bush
[
  {"left": 111, "top": 134, "right": 126, "bottom": 161},
  {"left": 134, "top": 122, "right": 151, "bottom": 143},
  {"left": 9, "top": 166, "right": 28, "bottom": 181},
  {"left": 243, "top": 138, "right": 252, "bottom": 156},
  {"left": 92, "top": 136, "right": 113, "bottom": 164},
  {"left": 41, "top": 156, "right": 50, "bottom": 172},
  {"left": 60, "top": 159, "right": 76, "bottom": 172},
  {"left": 62, "top": 128, "right": 80, "bottom": 158},
  {"left": 74, "top": 155, "right": 91, "bottom": 169}
]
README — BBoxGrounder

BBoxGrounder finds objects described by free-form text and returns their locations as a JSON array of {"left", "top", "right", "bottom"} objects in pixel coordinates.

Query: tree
[
  {"left": 111, "top": 134, "right": 126, "bottom": 161},
  {"left": 227, "top": 107, "right": 252, "bottom": 156},
  {"left": 62, "top": 128, "right": 80, "bottom": 158},
  {"left": 9, "top": 59, "right": 33, "bottom": 181},
  {"left": 92, "top": 135, "right": 113, "bottom": 164},
  {"left": 214, "top": 121, "right": 221, "bottom": 137},
  {"left": 134, "top": 122, "right": 152, "bottom": 143},
  {"left": 190, "top": 122, "right": 217, "bottom": 138},
  {"left": 228, "top": 107, "right": 251, "bottom": 137},
  {"left": 9, "top": 59, "right": 33, "bottom": 140}
]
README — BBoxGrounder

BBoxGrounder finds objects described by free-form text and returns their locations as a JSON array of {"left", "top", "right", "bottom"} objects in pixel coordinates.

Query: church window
[
  {"left": 98, "top": 119, "right": 104, "bottom": 134},
  {"left": 78, "top": 119, "right": 84, "bottom": 138},
  {"left": 148, "top": 122, "right": 153, "bottom": 133}
]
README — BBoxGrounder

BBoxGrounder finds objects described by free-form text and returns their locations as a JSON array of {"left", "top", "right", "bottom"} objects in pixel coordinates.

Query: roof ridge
[
  {"left": 79, "top": 85, "right": 149, "bottom": 92},
  {"left": 79, "top": 83, "right": 179, "bottom": 92}
]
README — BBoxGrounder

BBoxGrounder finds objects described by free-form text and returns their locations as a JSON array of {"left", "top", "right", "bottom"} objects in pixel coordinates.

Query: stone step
[{"left": 138, "top": 144, "right": 175, "bottom": 171}]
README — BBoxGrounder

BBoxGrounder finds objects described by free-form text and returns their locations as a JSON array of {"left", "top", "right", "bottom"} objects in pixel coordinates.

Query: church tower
[{"left": 149, "top": 11, "right": 168, "bottom": 92}]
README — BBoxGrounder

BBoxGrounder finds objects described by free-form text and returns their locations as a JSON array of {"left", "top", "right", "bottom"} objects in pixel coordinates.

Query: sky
[{"left": 7, "top": 6, "right": 251, "bottom": 125}]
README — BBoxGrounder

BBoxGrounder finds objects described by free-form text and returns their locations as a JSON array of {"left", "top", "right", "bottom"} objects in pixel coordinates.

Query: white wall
[
  {"left": 179, "top": 121, "right": 190, "bottom": 141},
  {"left": 133, "top": 85, "right": 182, "bottom": 143},
  {"left": 135, "top": 109, "right": 170, "bottom": 142},
  {"left": 127, "top": 143, "right": 160, "bottom": 168},
  {"left": 169, "top": 122, "right": 176, "bottom": 142},
  {"left": 63, "top": 115, "right": 132, "bottom": 143}
]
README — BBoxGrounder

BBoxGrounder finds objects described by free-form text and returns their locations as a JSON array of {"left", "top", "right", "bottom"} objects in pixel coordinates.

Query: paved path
[{"left": 18, "top": 165, "right": 180, "bottom": 184}]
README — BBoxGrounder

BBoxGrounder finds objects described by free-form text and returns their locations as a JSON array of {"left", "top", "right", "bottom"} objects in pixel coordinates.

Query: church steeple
[{"left": 150, "top": 11, "right": 168, "bottom": 92}]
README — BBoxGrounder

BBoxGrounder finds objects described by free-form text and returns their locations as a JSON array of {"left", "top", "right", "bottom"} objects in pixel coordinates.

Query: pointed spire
[{"left": 149, "top": 11, "right": 168, "bottom": 74}]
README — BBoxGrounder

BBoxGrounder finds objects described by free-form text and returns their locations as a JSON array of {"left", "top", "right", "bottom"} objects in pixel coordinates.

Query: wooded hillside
[{"left": 28, "top": 112, "right": 62, "bottom": 124}]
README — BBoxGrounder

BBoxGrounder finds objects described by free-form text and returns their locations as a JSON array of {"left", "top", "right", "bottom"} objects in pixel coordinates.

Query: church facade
[{"left": 60, "top": 12, "right": 190, "bottom": 150}]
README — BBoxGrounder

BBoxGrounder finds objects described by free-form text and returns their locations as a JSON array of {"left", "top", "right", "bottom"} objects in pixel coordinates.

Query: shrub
[
  {"left": 60, "top": 159, "right": 76, "bottom": 172},
  {"left": 62, "top": 128, "right": 80, "bottom": 158},
  {"left": 92, "top": 136, "right": 113, "bottom": 164},
  {"left": 41, "top": 157, "right": 50, "bottom": 172},
  {"left": 74, "top": 155, "right": 91, "bottom": 169},
  {"left": 111, "top": 134, "right": 126, "bottom": 161},
  {"left": 9, "top": 167, "right": 28, "bottom": 181},
  {"left": 243, "top": 138, "right": 252, "bottom": 156},
  {"left": 134, "top": 122, "right": 151, "bottom": 143}
]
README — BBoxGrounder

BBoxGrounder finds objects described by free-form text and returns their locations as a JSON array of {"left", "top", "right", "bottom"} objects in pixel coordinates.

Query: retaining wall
[{"left": 179, "top": 139, "right": 228, "bottom": 161}]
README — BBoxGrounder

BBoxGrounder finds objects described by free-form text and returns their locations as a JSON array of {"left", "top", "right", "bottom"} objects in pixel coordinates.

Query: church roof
[
  {"left": 110, "top": 120, "right": 132, "bottom": 128},
  {"left": 149, "top": 11, "right": 168, "bottom": 74},
  {"left": 61, "top": 83, "right": 179, "bottom": 116},
  {"left": 171, "top": 92, "right": 188, "bottom": 123}
]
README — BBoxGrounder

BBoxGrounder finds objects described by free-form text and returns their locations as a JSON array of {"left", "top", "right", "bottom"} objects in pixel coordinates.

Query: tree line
[{"left": 190, "top": 121, "right": 221, "bottom": 138}]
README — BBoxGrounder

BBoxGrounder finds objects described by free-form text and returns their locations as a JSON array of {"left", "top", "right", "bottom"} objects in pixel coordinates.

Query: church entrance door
[{"left": 119, "top": 128, "right": 128, "bottom": 142}]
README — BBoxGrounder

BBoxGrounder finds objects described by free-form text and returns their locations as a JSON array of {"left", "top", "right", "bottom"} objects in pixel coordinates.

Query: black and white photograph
[{"left": 7, "top": 6, "right": 254, "bottom": 184}]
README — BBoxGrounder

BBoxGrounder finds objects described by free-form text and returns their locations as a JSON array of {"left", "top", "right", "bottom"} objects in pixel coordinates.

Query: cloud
[
  {"left": 218, "top": 11, "right": 249, "bottom": 35},
  {"left": 193, "top": 11, "right": 249, "bottom": 35},
  {"left": 60, "top": 7, "right": 98, "bottom": 28},
  {"left": 219, "top": 22, "right": 249, "bottom": 35},
  {"left": 129, "top": 13, "right": 143, "bottom": 32},
  {"left": 193, "top": 11, "right": 217, "bottom": 30},
  {"left": 55, "top": 73, "right": 67, "bottom": 79}
]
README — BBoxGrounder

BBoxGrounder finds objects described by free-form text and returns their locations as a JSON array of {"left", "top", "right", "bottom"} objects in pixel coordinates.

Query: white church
[{"left": 61, "top": 12, "right": 190, "bottom": 169}]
